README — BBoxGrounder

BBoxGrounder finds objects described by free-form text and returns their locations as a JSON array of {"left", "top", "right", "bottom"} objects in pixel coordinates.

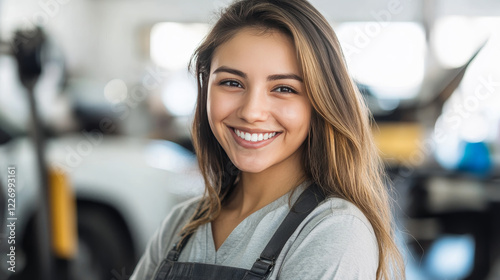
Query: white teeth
[{"left": 234, "top": 129, "right": 278, "bottom": 142}]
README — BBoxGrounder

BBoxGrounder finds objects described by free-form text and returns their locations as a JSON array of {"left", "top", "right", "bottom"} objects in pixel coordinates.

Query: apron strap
[{"left": 244, "top": 183, "right": 326, "bottom": 279}]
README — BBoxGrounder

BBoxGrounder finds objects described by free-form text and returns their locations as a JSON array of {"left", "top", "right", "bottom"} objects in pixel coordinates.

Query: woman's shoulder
[
  {"left": 303, "top": 197, "right": 378, "bottom": 251},
  {"left": 295, "top": 195, "right": 378, "bottom": 260},
  {"left": 316, "top": 196, "right": 375, "bottom": 235},
  {"left": 170, "top": 195, "right": 203, "bottom": 218},
  {"left": 162, "top": 195, "right": 202, "bottom": 229},
  {"left": 155, "top": 196, "right": 203, "bottom": 249},
  {"left": 307, "top": 196, "right": 378, "bottom": 255}
]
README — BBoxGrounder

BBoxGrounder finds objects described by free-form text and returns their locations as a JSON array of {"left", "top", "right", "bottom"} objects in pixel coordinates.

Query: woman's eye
[
  {"left": 273, "top": 86, "right": 297, "bottom": 94},
  {"left": 220, "top": 80, "right": 242, "bottom": 88}
]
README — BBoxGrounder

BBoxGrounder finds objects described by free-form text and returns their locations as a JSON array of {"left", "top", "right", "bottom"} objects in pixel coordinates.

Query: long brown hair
[{"left": 186, "top": 0, "right": 405, "bottom": 278}]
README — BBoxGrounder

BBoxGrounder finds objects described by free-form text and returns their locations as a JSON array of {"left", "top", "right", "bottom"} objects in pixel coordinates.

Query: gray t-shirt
[{"left": 130, "top": 185, "right": 378, "bottom": 279}]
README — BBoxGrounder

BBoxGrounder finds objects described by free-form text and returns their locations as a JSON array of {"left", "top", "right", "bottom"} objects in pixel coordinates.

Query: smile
[{"left": 234, "top": 128, "right": 278, "bottom": 142}]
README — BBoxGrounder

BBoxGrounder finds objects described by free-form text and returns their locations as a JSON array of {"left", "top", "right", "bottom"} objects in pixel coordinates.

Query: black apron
[{"left": 152, "top": 184, "right": 325, "bottom": 280}]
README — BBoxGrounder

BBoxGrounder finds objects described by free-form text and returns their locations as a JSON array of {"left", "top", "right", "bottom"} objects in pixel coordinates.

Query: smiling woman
[{"left": 131, "top": 0, "right": 404, "bottom": 279}]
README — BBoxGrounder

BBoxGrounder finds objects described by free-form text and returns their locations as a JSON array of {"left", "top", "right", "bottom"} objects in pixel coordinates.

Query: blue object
[{"left": 457, "top": 141, "right": 492, "bottom": 176}]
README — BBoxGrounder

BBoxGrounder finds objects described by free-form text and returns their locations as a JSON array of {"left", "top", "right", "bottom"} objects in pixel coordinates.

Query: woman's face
[{"left": 207, "top": 28, "right": 312, "bottom": 174}]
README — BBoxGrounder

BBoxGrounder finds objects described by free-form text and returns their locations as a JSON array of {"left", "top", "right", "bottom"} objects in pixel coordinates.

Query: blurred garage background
[{"left": 0, "top": 0, "right": 499, "bottom": 279}]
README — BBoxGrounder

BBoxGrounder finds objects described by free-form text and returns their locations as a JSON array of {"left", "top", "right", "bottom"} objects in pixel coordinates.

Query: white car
[{"left": 0, "top": 133, "right": 204, "bottom": 280}]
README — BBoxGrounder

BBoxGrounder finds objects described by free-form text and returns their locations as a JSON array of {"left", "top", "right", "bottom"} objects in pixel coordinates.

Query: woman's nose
[{"left": 237, "top": 87, "right": 269, "bottom": 123}]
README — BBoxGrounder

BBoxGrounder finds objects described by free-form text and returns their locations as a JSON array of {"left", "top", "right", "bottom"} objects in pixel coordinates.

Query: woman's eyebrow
[
  {"left": 213, "top": 66, "right": 247, "bottom": 78},
  {"left": 267, "top": 74, "right": 303, "bottom": 83}
]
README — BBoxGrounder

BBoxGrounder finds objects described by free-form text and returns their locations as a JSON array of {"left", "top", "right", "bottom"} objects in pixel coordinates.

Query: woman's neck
[{"left": 225, "top": 152, "right": 306, "bottom": 218}]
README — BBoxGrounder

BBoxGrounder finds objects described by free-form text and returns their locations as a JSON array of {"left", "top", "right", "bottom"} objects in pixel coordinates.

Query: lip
[{"left": 229, "top": 126, "right": 280, "bottom": 149}]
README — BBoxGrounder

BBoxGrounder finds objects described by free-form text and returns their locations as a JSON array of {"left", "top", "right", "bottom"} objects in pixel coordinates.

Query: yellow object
[
  {"left": 49, "top": 167, "right": 77, "bottom": 259},
  {"left": 372, "top": 122, "right": 425, "bottom": 165}
]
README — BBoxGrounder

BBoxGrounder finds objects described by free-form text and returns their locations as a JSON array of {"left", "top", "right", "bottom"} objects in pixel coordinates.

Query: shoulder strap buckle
[
  {"left": 167, "top": 248, "right": 180, "bottom": 261},
  {"left": 249, "top": 257, "right": 275, "bottom": 276}
]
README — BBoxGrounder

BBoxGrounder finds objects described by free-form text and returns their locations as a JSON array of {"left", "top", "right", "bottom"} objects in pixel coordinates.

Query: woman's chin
[{"left": 231, "top": 159, "right": 268, "bottom": 174}]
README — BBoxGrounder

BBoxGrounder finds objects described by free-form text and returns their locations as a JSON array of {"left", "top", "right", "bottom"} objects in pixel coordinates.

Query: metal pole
[{"left": 26, "top": 80, "right": 53, "bottom": 280}]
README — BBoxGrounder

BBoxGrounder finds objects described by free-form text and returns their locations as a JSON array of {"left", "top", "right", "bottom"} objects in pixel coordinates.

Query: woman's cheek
[
  {"left": 208, "top": 90, "right": 240, "bottom": 137},
  {"left": 208, "top": 91, "right": 229, "bottom": 121},
  {"left": 279, "top": 102, "right": 311, "bottom": 126},
  {"left": 207, "top": 88, "right": 223, "bottom": 135}
]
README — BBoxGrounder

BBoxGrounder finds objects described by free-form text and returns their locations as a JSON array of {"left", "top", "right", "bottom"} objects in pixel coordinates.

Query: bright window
[
  {"left": 150, "top": 22, "right": 209, "bottom": 71},
  {"left": 336, "top": 22, "right": 426, "bottom": 99}
]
